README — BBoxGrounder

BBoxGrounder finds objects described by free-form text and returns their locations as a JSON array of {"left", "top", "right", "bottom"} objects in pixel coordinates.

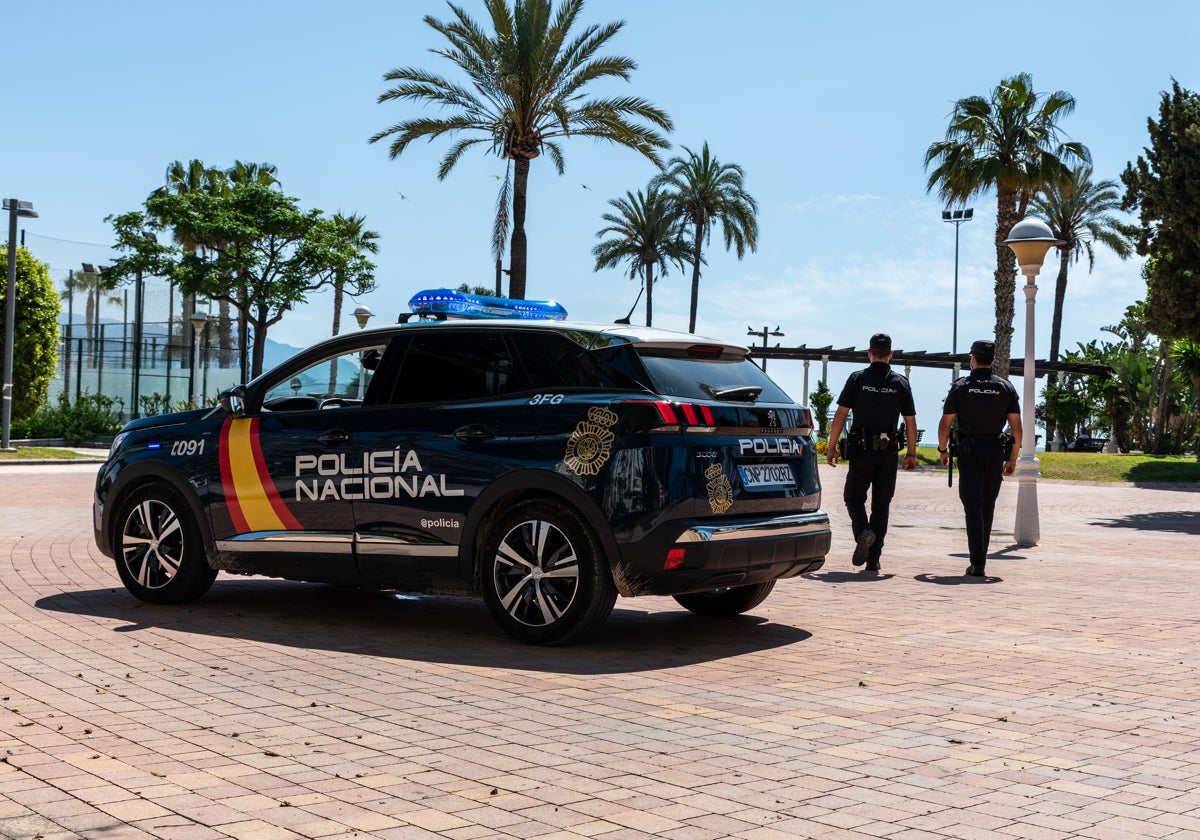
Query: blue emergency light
[{"left": 407, "top": 288, "right": 568, "bottom": 321}]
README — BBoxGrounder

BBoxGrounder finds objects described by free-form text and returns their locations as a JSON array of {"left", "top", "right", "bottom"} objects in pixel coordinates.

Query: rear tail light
[
  {"left": 664, "top": 548, "right": 686, "bottom": 570},
  {"left": 799, "top": 407, "right": 814, "bottom": 430},
  {"left": 623, "top": 400, "right": 716, "bottom": 433}
]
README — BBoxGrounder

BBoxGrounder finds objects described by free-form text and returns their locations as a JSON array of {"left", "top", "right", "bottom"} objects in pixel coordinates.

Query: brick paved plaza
[{"left": 2, "top": 462, "right": 1198, "bottom": 839}]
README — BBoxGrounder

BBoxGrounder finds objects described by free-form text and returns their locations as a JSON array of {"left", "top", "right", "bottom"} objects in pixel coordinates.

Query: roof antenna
[{"left": 615, "top": 285, "right": 644, "bottom": 325}]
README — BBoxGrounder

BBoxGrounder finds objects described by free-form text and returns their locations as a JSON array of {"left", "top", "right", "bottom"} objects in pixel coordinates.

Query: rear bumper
[{"left": 612, "top": 510, "right": 831, "bottom": 597}]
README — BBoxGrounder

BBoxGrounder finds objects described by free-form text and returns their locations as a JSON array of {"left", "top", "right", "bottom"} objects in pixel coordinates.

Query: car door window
[{"left": 261, "top": 344, "right": 388, "bottom": 411}]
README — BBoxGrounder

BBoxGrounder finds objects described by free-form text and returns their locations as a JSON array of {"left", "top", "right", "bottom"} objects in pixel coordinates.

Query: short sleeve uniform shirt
[{"left": 836, "top": 362, "right": 916, "bottom": 433}]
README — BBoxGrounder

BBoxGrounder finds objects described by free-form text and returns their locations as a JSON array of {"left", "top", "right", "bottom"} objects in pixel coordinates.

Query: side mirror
[{"left": 218, "top": 385, "right": 248, "bottom": 418}]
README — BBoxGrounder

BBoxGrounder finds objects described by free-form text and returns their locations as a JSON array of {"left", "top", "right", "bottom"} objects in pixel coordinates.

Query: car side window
[
  {"left": 389, "top": 332, "right": 528, "bottom": 404},
  {"left": 261, "top": 344, "right": 388, "bottom": 411},
  {"left": 508, "top": 332, "right": 596, "bottom": 389}
]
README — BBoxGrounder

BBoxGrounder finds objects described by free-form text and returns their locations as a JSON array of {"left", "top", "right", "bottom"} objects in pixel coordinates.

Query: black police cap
[
  {"left": 970, "top": 340, "right": 995, "bottom": 363},
  {"left": 869, "top": 333, "right": 892, "bottom": 353}
]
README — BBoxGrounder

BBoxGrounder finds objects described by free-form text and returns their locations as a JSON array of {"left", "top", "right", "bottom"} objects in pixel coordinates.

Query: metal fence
[{"left": 50, "top": 278, "right": 246, "bottom": 421}]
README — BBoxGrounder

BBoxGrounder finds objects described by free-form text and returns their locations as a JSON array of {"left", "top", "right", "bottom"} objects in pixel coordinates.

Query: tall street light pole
[
  {"left": 3, "top": 199, "right": 39, "bottom": 452},
  {"left": 1004, "top": 218, "right": 1061, "bottom": 548},
  {"left": 353, "top": 305, "right": 373, "bottom": 400},
  {"left": 747, "top": 325, "right": 784, "bottom": 372},
  {"left": 189, "top": 311, "right": 208, "bottom": 406},
  {"left": 942, "top": 207, "right": 973, "bottom": 379}
]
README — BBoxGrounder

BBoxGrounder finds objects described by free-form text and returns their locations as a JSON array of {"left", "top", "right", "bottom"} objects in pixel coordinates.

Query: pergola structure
[{"left": 750, "top": 344, "right": 1111, "bottom": 379}]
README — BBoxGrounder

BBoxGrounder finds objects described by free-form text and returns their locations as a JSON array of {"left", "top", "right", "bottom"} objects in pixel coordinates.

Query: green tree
[
  {"left": 652, "top": 142, "right": 759, "bottom": 333},
  {"left": 924, "top": 72, "right": 1090, "bottom": 377},
  {"left": 369, "top": 0, "right": 672, "bottom": 300},
  {"left": 1121, "top": 79, "right": 1200, "bottom": 341},
  {"left": 809, "top": 380, "right": 833, "bottom": 440},
  {"left": 592, "top": 187, "right": 690, "bottom": 327},
  {"left": 0, "top": 246, "right": 60, "bottom": 423},
  {"left": 108, "top": 185, "right": 376, "bottom": 378}
]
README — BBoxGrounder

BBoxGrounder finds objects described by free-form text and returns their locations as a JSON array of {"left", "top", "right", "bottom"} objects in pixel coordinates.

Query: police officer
[
  {"left": 937, "top": 339, "right": 1023, "bottom": 578},
  {"left": 826, "top": 333, "right": 918, "bottom": 573}
]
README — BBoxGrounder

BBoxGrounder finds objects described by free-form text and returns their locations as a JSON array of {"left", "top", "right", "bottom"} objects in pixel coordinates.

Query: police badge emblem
[
  {"left": 705, "top": 463, "right": 734, "bottom": 514},
  {"left": 564, "top": 406, "right": 618, "bottom": 476}
]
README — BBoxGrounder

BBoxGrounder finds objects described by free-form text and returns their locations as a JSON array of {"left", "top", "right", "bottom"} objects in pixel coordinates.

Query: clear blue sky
[{"left": 8, "top": 1, "right": 1197, "bottom": 432}]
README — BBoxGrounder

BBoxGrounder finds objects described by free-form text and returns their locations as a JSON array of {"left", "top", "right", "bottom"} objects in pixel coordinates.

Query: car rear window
[{"left": 633, "top": 350, "right": 795, "bottom": 404}]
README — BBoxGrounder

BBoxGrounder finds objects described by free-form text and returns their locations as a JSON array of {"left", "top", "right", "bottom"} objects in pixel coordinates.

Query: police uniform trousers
[
  {"left": 842, "top": 448, "right": 898, "bottom": 562},
  {"left": 956, "top": 437, "right": 1005, "bottom": 570}
]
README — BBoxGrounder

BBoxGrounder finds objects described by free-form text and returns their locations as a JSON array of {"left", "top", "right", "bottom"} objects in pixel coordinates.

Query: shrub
[{"left": 11, "top": 391, "right": 125, "bottom": 441}]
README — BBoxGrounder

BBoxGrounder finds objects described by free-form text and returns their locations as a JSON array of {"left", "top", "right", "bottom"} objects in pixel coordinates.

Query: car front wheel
[
  {"left": 672, "top": 581, "right": 776, "bottom": 617},
  {"left": 481, "top": 499, "right": 616, "bottom": 645},
  {"left": 114, "top": 483, "right": 217, "bottom": 604}
]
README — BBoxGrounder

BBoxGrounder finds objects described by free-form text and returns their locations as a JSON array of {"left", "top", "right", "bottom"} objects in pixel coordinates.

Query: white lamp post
[
  {"left": 189, "top": 311, "right": 208, "bottom": 406},
  {"left": 1004, "top": 218, "right": 1061, "bottom": 547},
  {"left": 3, "top": 199, "right": 38, "bottom": 452},
  {"left": 353, "top": 305, "right": 373, "bottom": 399}
]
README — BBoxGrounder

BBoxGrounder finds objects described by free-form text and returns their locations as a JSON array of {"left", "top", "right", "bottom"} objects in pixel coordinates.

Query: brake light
[
  {"left": 623, "top": 400, "right": 716, "bottom": 432},
  {"left": 686, "top": 344, "right": 724, "bottom": 358},
  {"left": 664, "top": 548, "right": 686, "bottom": 570}
]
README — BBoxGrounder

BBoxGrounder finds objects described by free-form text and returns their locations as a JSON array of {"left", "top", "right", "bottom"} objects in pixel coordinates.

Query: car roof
[{"left": 348, "top": 317, "right": 750, "bottom": 355}]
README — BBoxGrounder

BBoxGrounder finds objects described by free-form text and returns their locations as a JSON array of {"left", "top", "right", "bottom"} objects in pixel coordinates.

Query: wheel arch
[
  {"left": 102, "top": 460, "right": 218, "bottom": 569},
  {"left": 458, "top": 470, "right": 631, "bottom": 596}
]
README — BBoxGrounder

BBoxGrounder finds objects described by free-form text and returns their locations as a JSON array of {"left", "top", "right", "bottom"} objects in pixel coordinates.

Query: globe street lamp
[
  {"left": 1004, "top": 218, "right": 1061, "bottom": 547},
  {"left": 747, "top": 325, "right": 784, "bottom": 371},
  {"left": 3, "top": 199, "right": 38, "bottom": 452},
  {"left": 189, "top": 310, "right": 208, "bottom": 406},
  {"left": 942, "top": 207, "right": 973, "bottom": 378}
]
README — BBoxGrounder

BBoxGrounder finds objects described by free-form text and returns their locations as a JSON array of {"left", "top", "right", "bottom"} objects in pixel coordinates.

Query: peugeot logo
[{"left": 765, "top": 410, "right": 779, "bottom": 428}]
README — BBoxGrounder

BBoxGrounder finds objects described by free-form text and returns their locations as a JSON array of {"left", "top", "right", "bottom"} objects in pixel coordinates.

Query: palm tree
[
  {"left": 369, "top": 0, "right": 672, "bottom": 299},
  {"left": 924, "top": 72, "right": 1090, "bottom": 377},
  {"left": 225, "top": 161, "right": 280, "bottom": 190},
  {"left": 327, "top": 213, "right": 381, "bottom": 339},
  {"left": 592, "top": 187, "right": 690, "bottom": 327},
  {"left": 1031, "top": 167, "right": 1135, "bottom": 368},
  {"left": 652, "top": 142, "right": 758, "bottom": 333}
]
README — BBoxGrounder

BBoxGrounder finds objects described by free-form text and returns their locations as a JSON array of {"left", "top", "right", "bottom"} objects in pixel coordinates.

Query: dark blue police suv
[{"left": 94, "top": 297, "right": 830, "bottom": 644}]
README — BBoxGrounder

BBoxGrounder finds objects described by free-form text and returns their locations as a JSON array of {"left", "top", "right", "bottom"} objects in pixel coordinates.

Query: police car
[{"left": 93, "top": 289, "right": 831, "bottom": 644}]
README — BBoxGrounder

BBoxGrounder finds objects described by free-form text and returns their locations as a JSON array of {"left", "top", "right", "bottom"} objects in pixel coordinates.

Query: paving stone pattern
[{"left": 1, "top": 463, "right": 1198, "bottom": 839}]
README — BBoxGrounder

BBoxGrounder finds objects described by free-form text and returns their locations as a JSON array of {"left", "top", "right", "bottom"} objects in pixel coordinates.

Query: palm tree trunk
[
  {"left": 508, "top": 157, "right": 530, "bottom": 299},
  {"left": 1048, "top": 249, "right": 1070, "bottom": 366},
  {"left": 689, "top": 223, "right": 703, "bottom": 334},
  {"left": 992, "top": 188, "right": 1020, "bottom": 378},
  {"left": 645, "top": 263, "right": 654, "bottom": 327},
  {"left": 328, "top": 277, "right": 345, "bottom": 395}
]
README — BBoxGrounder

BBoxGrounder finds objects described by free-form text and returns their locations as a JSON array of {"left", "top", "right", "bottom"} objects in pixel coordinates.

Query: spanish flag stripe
[
  {"left": 219, "top": 419, "right": 250, "bottom": 534},
  {"left": 224, "top": 418, "right": 290, "bottom": 532},
  {"left": 248, "top": 421, "right": 303, "bottom": 530}
]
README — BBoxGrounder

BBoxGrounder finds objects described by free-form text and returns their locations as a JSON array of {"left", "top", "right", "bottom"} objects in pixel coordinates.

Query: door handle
[
  {"left": 455, "top": 423, "right": 495, "bottom": 441},
  {"left": 318, "top": 429, "right": 351, "bottom": 444}
]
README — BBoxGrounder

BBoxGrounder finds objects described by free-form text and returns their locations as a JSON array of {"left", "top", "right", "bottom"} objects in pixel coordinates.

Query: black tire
[
  {"left": 480, "top": 499, "right": 617, "bottom": 645},
  {"left": 672, "top": 581, "right": 776, "bottom": 617},
  {"left": 113, "top": 483, "right": 217, "bottom": 604}
]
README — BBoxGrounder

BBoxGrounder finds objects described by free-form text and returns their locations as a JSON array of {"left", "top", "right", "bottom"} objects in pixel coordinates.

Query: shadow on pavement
[
  {"left": 36, "top": 581, "right": 812, "bottom": 674},
  {"left": 805, "top": 571, "right": 896, "bottom": 583},
  {"left": 914, "top": 573, "right": 1003, "bottom": 585},
  {"left": 1092, "top": 510, "right": 1200, "bottom": 535}
]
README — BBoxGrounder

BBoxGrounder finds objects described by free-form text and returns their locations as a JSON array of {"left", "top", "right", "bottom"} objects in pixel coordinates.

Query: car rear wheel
[
  {"left": 114, "top": 483, "right": 217, "bottom": 604},
  {"left": 481, "top": 499, "right": 617, "bottom": 645},
  {"left": 673, "top": 581, "right": 776, "bottom": 617}
]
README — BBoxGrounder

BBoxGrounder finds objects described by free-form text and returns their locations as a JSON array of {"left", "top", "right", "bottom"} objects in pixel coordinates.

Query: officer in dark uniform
[
  {"left": 826, "top": 333, "right": 918, "bottom": 573},
  {"left": 937, "top": 339, "right": 1023, "bottom": 577}
]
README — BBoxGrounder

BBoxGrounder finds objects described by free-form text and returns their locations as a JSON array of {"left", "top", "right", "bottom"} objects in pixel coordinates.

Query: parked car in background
[
  {"left": 93, "top": 290, "right": 831, "bottom": 644},
  {"left": 1067, "top": 433, "right": 1109, "bottom": 452}
]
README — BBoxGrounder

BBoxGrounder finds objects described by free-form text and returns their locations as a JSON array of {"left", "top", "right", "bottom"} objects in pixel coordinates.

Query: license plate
[{"left": 738, "top": 463, "right": 796, "bottom": 490}]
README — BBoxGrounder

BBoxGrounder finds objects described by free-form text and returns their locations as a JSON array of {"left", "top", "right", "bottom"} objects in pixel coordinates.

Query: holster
[{"left": 998, "top": 433, "right": 1016, "bottom": 461}]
